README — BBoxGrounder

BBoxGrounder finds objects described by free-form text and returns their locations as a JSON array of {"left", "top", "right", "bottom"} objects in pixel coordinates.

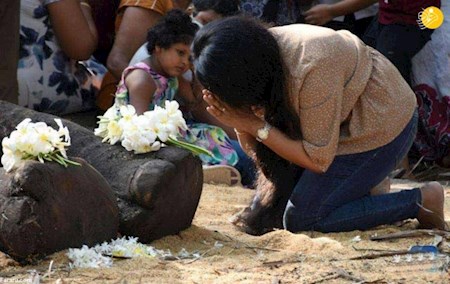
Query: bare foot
[
  {"left": 417, "top": 182, "right": 447, "bottom": 230},
  {"left": 370, "top": 177, "right": 391, "bottom": 196}
]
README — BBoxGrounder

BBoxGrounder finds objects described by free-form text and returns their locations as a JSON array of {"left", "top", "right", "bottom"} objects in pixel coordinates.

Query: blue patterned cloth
[
  {"left": 240, "top": 0, "right": 301, "bottom": 26},
  {"left": 18, "top": 0, "right": 106, "bottom": 115}
]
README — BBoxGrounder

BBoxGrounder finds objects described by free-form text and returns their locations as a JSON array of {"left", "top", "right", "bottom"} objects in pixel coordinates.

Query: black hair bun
[
  {"left": 146, "top": 9, "right": 199, "bottom": 54},
  {"left": 164, "top": 9, "right": 196, "bottom": 33}
]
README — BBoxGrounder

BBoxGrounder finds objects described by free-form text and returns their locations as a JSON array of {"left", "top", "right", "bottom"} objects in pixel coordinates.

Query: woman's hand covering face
[{"left": 202, "top": 89, "right": 263, "bottom": 131}]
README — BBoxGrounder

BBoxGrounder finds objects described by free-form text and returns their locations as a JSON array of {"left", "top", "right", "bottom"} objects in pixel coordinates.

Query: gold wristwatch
[{"left": 256, "top": 122, "right": 272, "bottom": 142}]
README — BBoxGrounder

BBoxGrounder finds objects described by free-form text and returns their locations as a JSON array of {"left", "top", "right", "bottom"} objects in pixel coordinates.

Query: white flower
[
  {"left": 31, "top": 122, "right": 58, "bottom": 156},
  {"left": 164, "top": 100, "right": 180, "bottom": 114},
  {"left": 1, "top": 119, "right": 75, "bottom": 172},
  {"left": 103, "top": 120, "right": 123, "bottom": 145},
  {"left": 55, "top": 119, "right": 70, "bottom": 144},
  {"left": 1, "top": 147, "right": 24, "bottom": 172},
  {"left": 103, "top": 105, "right": 121, "bottom": 120},
  {"left": 149, "top": 107, "right": 173, "bottom": 142},
  {"left": 95, "top": 101, "right": 196, "bottom": 155},
  {"left": 405, "top": 254, "right": 413, "bottom": 262},
  {"left": 351, "top": 235, "right": 361, "bottom": 242},
  {"left": 94, "top": 123, "right": 107, "bottom": 138},
  {"left": 15, "top": 118, "right": 32, "bottom": 134},
  {"left": 119, "top": 105, "right": 136, "bottom": 121},
  {"left": 392, "top": 255, "right": 401, "bottom": 263},
  {"left": 165, "top": 100, "right": 187, "bottom": 130},
  {"left": 94, "top": 105, "right": 122, "bottom": 138},
  {"left": 67, "top": 245, "right": 113, "bottom": 268},
  {"left": 416, "top": 254, "right": 424, "bottom": 262}
]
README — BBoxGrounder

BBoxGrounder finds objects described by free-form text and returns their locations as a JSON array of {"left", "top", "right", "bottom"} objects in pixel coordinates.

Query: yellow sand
[{"left": 1, "top": 180, "right": 449, "bottom": 283}]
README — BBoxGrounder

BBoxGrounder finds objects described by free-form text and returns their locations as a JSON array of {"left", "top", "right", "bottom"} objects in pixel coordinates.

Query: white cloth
[{"left": 129, "top": 44, "right": 150, "bottom": 66}]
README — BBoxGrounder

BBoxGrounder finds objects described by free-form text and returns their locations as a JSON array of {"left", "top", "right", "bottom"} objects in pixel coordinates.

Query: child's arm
[
  {"left": 125, "top": 70, "right": 156, "bottom": 114},
  {"left": 177, "top": 74, "right": 202, "bottom": 112}
]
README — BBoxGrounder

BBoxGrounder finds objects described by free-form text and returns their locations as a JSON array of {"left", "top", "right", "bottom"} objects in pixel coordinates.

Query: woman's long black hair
[
  {"left": 193, "top": 17, "right": 303, "bottom": 234},
  {"left": 192, "top": 16, "right": 302, "bottom": 180}
]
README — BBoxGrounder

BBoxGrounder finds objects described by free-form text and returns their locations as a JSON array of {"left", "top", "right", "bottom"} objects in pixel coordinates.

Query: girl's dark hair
[
  {"left": 192, "top": 16, "right": 302, "bottom": 181},
  {"left": 146, "top": 9, "right": 199, "bottom": 54},
  {"left": 193, "top": 0, "right": 240, "bottom": 17}
]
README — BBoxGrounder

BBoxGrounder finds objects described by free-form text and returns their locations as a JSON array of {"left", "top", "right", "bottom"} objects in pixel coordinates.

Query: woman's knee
[
  {"left": 283, "top": 200, "right": 315, "bottom": 232},
  {"left": 283, "top": 200, "right": 297, "bottom": 232}
]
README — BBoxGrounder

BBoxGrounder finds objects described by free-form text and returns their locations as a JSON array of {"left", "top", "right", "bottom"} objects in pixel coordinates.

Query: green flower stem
[
  {"left": 23, "top": 152, "right": 81, "bottom": 168},
  {"left": 167, "top": 137, "right": 212, "bottom": 157},
  {"left": 55, "top": 153, "right": 81, "bottom": 167},
  {"left": 54, "top": 153, "right": 68, "bottom": 167}
]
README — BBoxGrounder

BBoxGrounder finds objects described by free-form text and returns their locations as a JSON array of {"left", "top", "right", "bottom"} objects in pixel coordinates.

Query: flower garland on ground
[
  {"left": 1, "top": 118, "right": 79, "bottom": 172},
  {"left": 67, "top": 236, "right": 202, "bottom": 268},
  {"left": 94, "top": 97, "right": 211, "bottom": 156}
]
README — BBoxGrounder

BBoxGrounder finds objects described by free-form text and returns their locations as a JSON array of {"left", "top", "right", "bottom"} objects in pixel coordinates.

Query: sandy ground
[{"left": 0, "top": 180, "right": 449, "bottom": 283}]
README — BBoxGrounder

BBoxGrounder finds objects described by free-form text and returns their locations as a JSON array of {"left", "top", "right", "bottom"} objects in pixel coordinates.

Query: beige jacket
[{"left": 270, "top": 24, "right": 417, "bottom": 171}]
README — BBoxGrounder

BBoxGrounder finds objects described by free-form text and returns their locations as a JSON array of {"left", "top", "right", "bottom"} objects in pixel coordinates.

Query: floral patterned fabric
[
  {"left": 412, "top": 85, "right": 450, "bottom": 164},
  {"left": 18, "top": 0, "right": 106, "bottom": 115},
  {"left": 240, "top": 0, "right": 301, "bottom": 26},
  {"left": 116, "top": 62, "right": 239, "bottom": 166}
]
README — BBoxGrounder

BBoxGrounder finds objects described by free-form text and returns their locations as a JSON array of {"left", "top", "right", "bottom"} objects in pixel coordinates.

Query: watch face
[{"left": 257, "top": 128, "right": 269, "bottom": 140}]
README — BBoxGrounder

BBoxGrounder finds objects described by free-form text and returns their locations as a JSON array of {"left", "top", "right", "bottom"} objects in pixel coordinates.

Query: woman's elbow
[
  {"left": 310, "top": 166, "right": 325, "bottom": 175},
  {"left": 74, "top": 48, "right": 95, "bottom": 61},
  {"left": 295, "top": 158, "right": 325, "bottom": 174},
  {"left": 64, "top": 38, "right": 97, "bottom": 60}
]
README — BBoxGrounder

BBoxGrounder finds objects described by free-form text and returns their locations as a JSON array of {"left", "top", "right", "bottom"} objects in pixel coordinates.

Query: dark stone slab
[{"left": 0, "top": 158, "right": 119, "bottom": 263}]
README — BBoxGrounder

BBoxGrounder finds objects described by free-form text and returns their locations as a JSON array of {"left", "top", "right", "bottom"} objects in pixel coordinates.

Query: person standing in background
[
  {"left": 0, "top": 0, "right": 20, "bottom": 104},
  {"left": 306, "top": 0, "right": 378, "bottom": 38},
  {"left": 303, "top": 0, "right": 440, "bottom": 85}
]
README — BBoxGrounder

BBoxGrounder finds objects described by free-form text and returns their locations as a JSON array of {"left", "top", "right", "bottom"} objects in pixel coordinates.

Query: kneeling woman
[{"left": 192, "top": 17, "right": 447, "bottom": 233}]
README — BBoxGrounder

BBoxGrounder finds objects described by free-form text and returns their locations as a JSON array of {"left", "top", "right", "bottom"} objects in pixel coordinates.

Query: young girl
[{"left": 114, "top": 9, "right": 241, "bottom": 185}]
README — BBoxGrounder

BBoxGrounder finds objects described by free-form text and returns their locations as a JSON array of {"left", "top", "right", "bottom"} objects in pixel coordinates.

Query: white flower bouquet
[
  {"left": 1, "top": 118, "right": 80, "bottom": 172},
  {"left": 94, "top": 97, "right": 211, "bottom": 156}
]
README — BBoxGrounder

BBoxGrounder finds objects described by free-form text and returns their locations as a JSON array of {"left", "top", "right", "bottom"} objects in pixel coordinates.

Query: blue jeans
[
  {"left": 283, "top": 111, "right": 420, "bottom": 232},
  {"left": 231, "top": 139, "right": 257, "bottom": 188}
]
